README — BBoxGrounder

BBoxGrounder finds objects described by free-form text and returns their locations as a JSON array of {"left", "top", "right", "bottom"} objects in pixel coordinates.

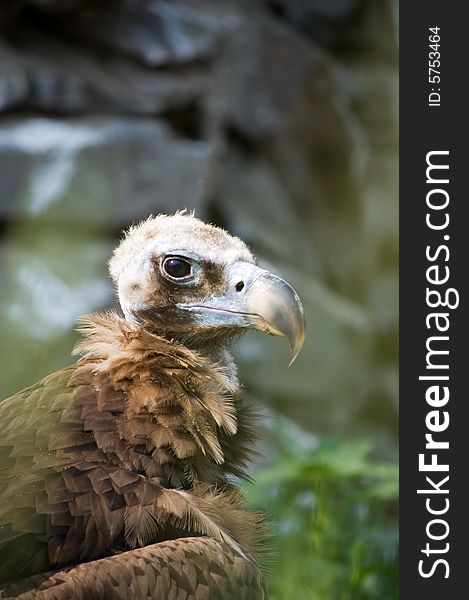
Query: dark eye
[{"left": 163, "top": 257, "right": 193, "bottom": 280}]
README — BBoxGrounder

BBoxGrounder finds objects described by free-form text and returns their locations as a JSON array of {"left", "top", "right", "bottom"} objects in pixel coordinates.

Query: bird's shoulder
[{"left": 0, "top": 311, "right": 263, "bottom": 582}]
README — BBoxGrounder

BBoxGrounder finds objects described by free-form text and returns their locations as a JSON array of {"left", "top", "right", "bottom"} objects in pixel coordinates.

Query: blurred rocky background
[{"left": 0, "top": 1, "right": 398, "bottom": 598}]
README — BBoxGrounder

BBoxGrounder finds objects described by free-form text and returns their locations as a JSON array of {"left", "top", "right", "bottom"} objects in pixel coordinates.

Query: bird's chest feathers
[
  {"left": 72, "top": 320, "right": 240, "bottom": 487},
  {"left": 115, "top": 370, "right": 237, "bottom": 481}
]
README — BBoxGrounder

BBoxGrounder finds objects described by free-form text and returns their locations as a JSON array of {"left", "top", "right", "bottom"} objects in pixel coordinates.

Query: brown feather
[
  {"left": 0, "top": 217, "right": 268, "bottom": 595},
  {"left": 1, "top": 537, "right": 266, "bottom": 600}
]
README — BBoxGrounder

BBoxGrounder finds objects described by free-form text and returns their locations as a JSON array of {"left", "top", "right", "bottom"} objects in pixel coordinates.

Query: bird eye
[{"left": 162, "top": 257, "right": 193, "bottom": 280}]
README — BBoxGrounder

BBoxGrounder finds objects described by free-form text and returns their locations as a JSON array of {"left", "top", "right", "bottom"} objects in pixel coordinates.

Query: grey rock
[
  {"left": 0, "top": 118, "right": 213, "bottom": 224},
  {"left": 0, "top": 0, "right": 398, "bottom": 456},
  {"left": 0, "top": 34, "right": 208, "bottom": 115}
]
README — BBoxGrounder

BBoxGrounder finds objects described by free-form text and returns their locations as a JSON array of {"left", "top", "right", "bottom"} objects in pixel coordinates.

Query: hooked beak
[{"left": 177, "top": 262, "right": 306, "bottom": 364}]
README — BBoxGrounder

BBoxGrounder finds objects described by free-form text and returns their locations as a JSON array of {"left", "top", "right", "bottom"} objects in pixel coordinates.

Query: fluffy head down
[
  {"left": 108, "top": 213, "right": 254, "bottom": 326},
  {"left": 108, "top": 212, "right": 305, "bottom": 362},
  {"left": 109, "top": 213, "right": 253, "bottom": 284}
]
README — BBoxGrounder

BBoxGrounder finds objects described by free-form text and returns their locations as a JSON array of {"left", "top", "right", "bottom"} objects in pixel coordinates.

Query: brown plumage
[
  {"left": 1, "top": 538, "right": 264, "bottom": 600},
  {"left": 0, "top": 213, "right": 305, "bottom": 599}
]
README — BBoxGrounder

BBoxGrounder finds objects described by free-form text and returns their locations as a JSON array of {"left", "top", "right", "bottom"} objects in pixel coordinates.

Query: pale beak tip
[{"left": 288, "top": 328, "right": 305, "bottom": 366}]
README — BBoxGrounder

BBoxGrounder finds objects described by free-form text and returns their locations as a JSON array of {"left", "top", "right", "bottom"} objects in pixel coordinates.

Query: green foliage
[{"left": 246, "top": 419, "right": 399, "bottom": 600}]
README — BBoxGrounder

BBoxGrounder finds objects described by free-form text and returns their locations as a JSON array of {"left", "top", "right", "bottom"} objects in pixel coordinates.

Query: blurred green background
[{"left": 0, "top": 1, "right": 398, "bottom": 598}]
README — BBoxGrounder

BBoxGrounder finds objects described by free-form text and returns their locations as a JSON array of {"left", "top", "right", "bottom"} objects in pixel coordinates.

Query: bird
[{"left": 0, "top": 212, "right": 305, "bottom": 599}]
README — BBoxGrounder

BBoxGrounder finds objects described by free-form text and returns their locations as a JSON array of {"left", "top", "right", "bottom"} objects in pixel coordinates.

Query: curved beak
[
  {"left": 177, "top": 262, "right": 306, "bottom": 364},
  {"left": 243, "top": 271, "right": 306, "bottom": 364}
]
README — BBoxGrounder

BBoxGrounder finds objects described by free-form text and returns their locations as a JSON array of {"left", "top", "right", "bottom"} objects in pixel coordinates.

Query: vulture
[{"left": 0, "top": 213, "right": 305, "bottom": 600}]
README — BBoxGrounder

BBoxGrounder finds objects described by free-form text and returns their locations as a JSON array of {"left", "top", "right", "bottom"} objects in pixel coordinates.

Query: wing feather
[{"left": 1, "top": 537, "right": 266, "bottom": 600}]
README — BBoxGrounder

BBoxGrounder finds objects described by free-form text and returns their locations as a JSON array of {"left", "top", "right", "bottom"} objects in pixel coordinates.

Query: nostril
[{"left": 235, "top": 281, "right": 245, "bottom": 292}]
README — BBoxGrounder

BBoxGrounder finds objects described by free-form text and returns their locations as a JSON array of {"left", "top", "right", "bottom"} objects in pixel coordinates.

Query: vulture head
[{"left": 109, "top": 213, "right": 305, "bottom": 363}]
